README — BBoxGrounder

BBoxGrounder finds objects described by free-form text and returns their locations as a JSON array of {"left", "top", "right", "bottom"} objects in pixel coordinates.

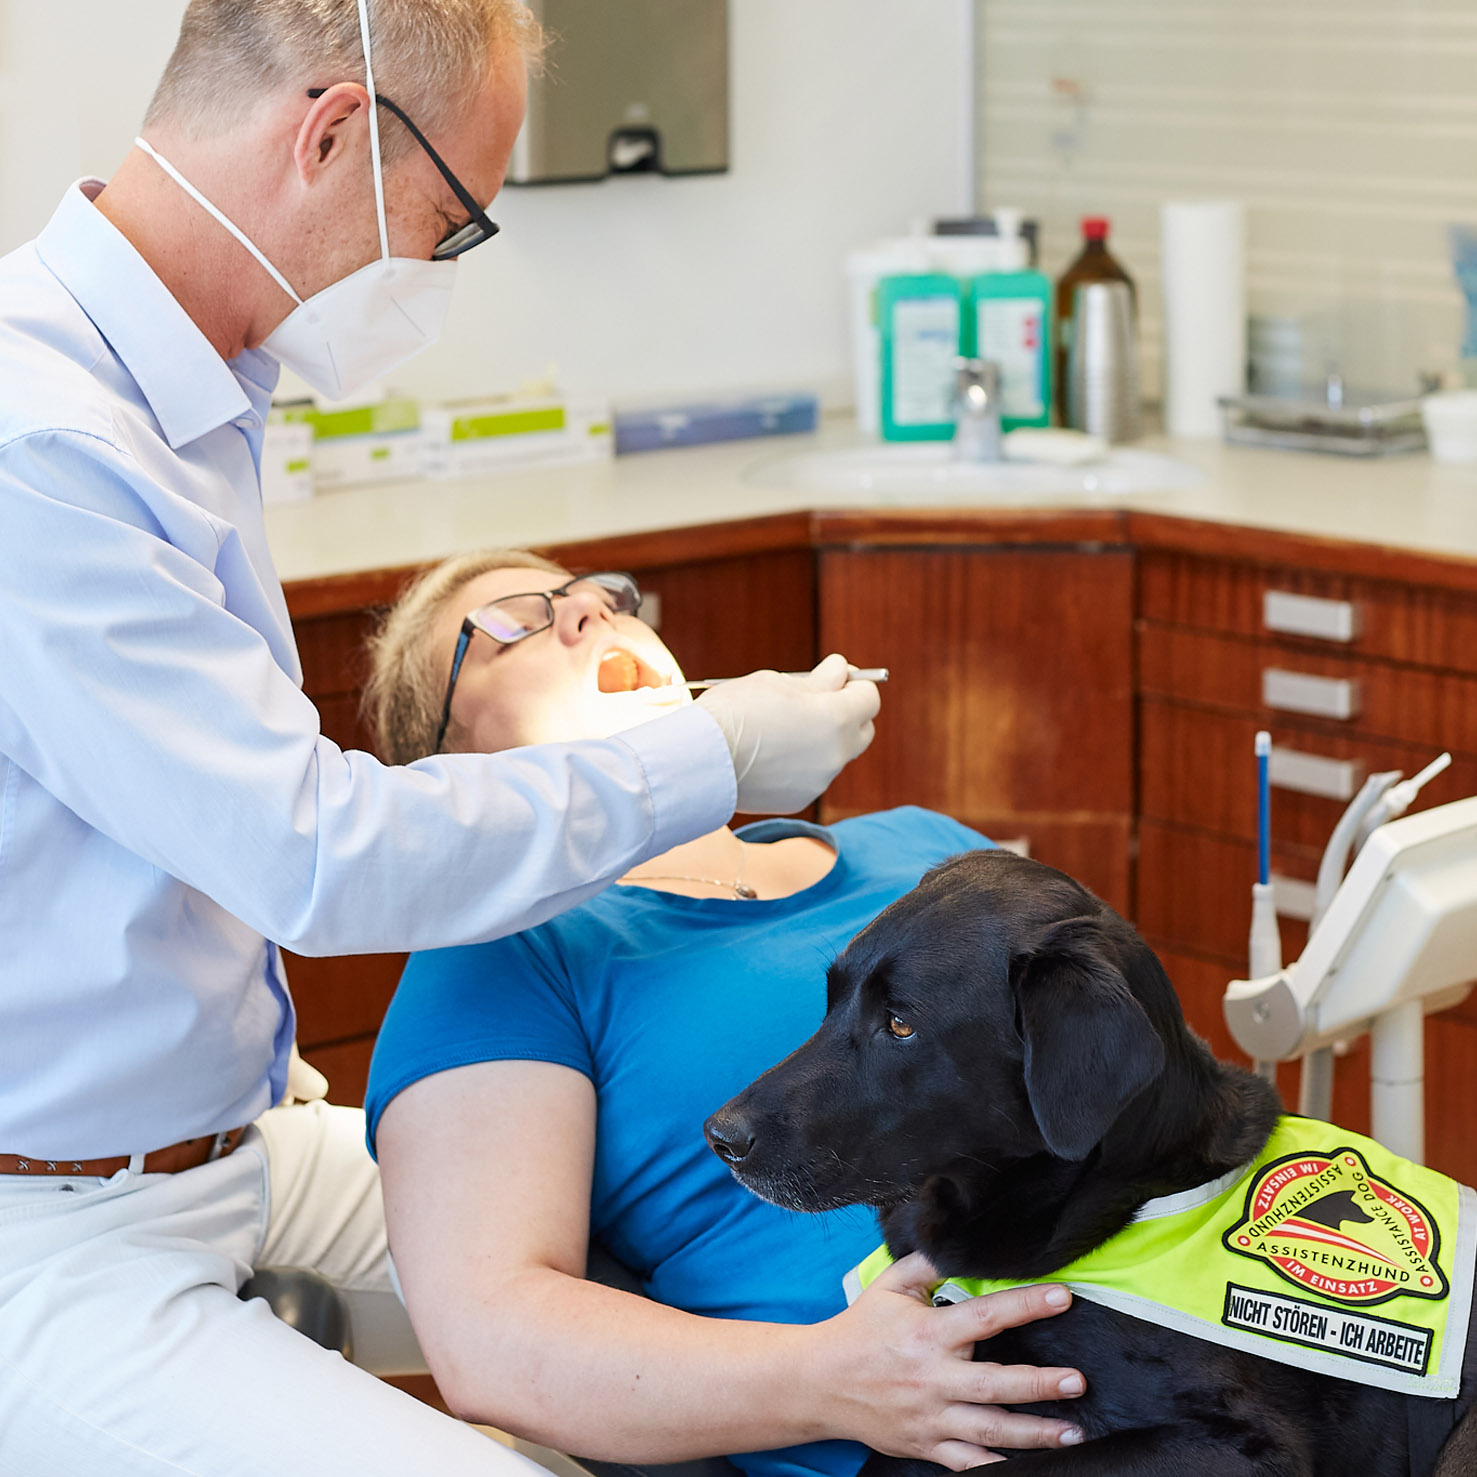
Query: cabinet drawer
[
  {"left": 1146, "top": 942, "right": 1372, "bottom": 1126},
  {"left": 1146, "top": 943, "right": 1246, "bottom": 1061},
  {"left": 295, "top": 610, "right": 381, "bottom": 696},
  {"left": 1140, "top": 554, "right": 1477, "bottom": 676},
  {"left": 316, "top": 694, "right": 378, "bottom": 756},
  {"left": 297, "top": 1036, "right": 375, "bottom": 1109},
  {"left": 1139, "top": 624, "right": 1477, "bottom": 755},
  {"left": 1139, "top": 701, "right": 1477, "bottom": 848},
  {"left": 821, "top": 805, "right": 1131, "bottom": 917},
  {"left": 286, "top": 950, "right": 406, "bottom": 1046},
  {"left": 1138, "top": 821, "right": 1315, "bottom": 964},
  {"left": 820, "top": 548, "right": 1135, "bottom": 818}
]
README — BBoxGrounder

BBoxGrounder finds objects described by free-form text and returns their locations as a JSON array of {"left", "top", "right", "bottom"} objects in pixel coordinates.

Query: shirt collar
[{"left": 34, "top": 179, "right": 262, "bottom": 449}]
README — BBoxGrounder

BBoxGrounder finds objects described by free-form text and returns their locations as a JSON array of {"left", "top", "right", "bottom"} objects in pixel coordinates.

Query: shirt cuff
[{"left": 618, "top": 702, "right": 737, "bottom": 856}]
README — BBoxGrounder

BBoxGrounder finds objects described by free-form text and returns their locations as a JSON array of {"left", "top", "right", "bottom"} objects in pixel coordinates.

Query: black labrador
[{"left": 704, "top": 849, "right": 1477, "bottom": 1475}]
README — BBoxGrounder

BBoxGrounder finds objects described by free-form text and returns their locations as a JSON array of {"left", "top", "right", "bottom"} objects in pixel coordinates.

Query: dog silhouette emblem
[{"left": 1294, "top": 1190, "right": 1376, "bottom": 1231}]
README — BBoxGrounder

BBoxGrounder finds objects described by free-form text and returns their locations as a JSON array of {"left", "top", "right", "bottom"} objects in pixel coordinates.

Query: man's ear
[
  {"left": 1013, "top": 915, "right": 1165, "bottom": 1161},
  {"left": 294, "top": 82, "right": 372, "bottom": 181}
]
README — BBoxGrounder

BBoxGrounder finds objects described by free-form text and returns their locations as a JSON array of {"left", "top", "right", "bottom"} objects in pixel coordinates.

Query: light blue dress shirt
[{"left": 0, "top": 181, "right": 736, "bottom": 1160}]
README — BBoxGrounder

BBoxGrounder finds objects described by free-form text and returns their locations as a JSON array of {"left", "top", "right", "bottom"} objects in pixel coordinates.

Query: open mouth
[{"left": 596, "top": 645, "right": 674, "bottom": 694}]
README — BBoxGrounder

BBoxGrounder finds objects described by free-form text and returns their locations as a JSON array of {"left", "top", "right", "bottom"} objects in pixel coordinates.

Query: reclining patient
[{"left": 361, "top": 550, "right": 1086, "bottom": 1477}]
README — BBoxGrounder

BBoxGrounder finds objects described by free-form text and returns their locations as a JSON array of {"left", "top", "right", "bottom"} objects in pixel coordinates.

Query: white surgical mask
[{"left": 135, "top": 0, "right": 457, "bottom": 400}]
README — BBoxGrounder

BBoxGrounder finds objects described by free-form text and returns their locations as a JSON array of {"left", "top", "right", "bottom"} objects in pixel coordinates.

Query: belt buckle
[{"left": 205, "top": 1130, "right": 234, "bottom": 1163}]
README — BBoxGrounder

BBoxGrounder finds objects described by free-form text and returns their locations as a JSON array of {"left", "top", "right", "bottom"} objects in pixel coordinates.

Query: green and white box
[
  {"left": 259, "top": 419, "right": 314, "bottom": 504},
  {"left": 421, "top": 395, "right": 613, "bottom": 479},
  {"left": 277, "top": 395, "right": 423, "bottom": 489}
]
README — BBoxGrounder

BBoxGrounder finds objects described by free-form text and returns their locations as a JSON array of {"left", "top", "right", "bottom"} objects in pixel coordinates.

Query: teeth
[{"left": 598, "top": 649, "right": 642, "bottom": 693}]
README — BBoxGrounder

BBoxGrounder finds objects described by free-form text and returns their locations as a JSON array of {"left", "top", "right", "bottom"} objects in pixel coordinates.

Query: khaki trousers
[{"left": 0, "top": 1100, "right": 544, "bottom": 1476}]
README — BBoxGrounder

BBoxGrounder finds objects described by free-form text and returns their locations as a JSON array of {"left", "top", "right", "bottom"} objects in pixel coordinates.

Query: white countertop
[{"left": 264, "top": 419, "right": 1477, "bottom": 586}]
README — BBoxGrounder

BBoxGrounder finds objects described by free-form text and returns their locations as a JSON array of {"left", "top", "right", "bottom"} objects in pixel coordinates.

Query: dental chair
[
  {"left": 239, "top": 1266, "right": 353, "bottom": 1359},
  {"left": 240, "top": 1248, "right": 738, "bottom": 1477}
]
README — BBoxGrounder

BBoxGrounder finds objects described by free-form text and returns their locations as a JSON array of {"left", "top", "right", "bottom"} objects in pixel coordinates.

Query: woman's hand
[{"left": 811, "top": 1251, "right": 1085, "bottom": 1468}]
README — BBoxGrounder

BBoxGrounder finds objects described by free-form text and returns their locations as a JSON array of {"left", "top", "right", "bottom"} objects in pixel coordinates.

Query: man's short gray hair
[{"left": 145, "top": 0, "right": 544, "bottom": 160}]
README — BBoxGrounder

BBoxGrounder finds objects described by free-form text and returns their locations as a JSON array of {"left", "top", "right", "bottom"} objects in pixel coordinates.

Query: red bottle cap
[{"left": 1082, "top": 217, "right": 1110, "bottom": 240}]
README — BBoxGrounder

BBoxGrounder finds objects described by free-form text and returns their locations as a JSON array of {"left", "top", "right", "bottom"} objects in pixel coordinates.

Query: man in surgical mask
[{"left": 0, "top": 2, "right": 1079, "bottom": 1473}]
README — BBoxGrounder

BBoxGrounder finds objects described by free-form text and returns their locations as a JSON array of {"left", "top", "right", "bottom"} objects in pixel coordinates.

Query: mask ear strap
[
  {"left": 133, "top": 136, "right": 304, "bottom": 307},
  {"left": 356, "top": 0, "right": 390, "bottom": 263}
]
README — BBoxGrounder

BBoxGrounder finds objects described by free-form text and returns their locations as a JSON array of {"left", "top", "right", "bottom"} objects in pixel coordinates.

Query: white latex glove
[{"left": 697, "top": 653, "right": 880, "bottom": 814}]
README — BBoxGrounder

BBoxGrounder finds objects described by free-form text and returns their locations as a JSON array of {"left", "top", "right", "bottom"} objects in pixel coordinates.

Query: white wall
[
  {"left": 975, "top": 0, "right": 1476, "bottom": 399},
  {"left": 0, "top": 1, "right": 971, "bottom": 407}
]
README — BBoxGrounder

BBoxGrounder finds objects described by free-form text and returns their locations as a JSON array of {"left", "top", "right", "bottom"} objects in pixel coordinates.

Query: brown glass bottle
[{"left": 1055, "top": 217, "right": 1136, "bottom": 422}]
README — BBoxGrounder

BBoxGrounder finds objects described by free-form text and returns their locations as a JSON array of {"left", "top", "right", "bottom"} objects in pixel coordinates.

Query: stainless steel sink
[{"left": 744, "top": 442, "right": 1203, "bottom": 499}]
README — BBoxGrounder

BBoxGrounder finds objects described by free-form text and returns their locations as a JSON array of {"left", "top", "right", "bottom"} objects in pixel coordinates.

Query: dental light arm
[{"left": 1224, "top": 794, "right": 1477, "bottom": 1162}]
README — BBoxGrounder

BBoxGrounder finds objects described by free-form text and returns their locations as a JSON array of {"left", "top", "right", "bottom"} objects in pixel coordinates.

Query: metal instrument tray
[{"left": 1219, "top": 391, "right": 1427, "bottom": 457}]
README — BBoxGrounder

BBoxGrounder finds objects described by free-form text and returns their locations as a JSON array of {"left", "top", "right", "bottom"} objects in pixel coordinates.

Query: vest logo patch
[
  {"left": 1222, "top": 1283, "right": 1433, "bottom": 1376},
  {"left": 1222, "top": 1146, "right": 1448, "bottom": 1307}
]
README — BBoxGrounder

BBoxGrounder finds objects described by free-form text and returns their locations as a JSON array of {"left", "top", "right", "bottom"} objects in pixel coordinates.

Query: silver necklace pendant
[{"left": 733, "top": 882, "right": 758, "bottom": 900}]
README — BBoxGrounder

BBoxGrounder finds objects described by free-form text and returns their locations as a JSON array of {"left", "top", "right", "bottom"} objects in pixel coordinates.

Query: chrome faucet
[{"left": 952, "top": 357, "right": 1004, "bottom": 462}]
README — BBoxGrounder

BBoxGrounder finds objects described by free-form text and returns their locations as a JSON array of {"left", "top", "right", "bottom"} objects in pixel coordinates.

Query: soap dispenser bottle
[
  {"left": 966, "top": 209, "right": 1052, "bottom": 430},
  {"left": 876, "top": 272, "right": 965, "bottom": 441}
]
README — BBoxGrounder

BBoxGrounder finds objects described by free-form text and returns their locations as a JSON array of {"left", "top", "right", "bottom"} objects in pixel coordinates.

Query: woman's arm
[{"left": 378, "top": 1060, "right": 1085, "bottom": 1469}]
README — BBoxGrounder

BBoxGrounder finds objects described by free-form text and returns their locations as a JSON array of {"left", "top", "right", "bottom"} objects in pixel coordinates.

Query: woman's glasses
[{"left": 433, "top": 572, "right": 643, "bottom": 752}]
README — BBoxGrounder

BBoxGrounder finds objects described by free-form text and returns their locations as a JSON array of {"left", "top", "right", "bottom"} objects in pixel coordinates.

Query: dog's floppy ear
[{"left": 1013, "top": 915, "right": 1165, "bottom": 1161}]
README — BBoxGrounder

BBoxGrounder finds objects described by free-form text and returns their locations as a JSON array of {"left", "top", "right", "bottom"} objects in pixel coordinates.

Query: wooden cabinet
[
  {"left": 286, "top": 599, "right": 414, "bottom": 1104},
  {"left": 1135, "top": 550, "right": 1477, "bottom": 1183},
  {"left": 817, "top": 545, "right": 1135, "bottom": 914},
  {"left": 629, "top": 548, "right": 816, "bottom": 688},
  {"left": 280, "top": 521, "right": 1477, "bottom": 1186}
]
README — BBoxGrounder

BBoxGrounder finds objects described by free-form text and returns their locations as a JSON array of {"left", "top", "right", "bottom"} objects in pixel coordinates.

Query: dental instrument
[
  {"left": 686, "top": 667, "right": 888, "bottom": 690},
  {"left": 1225, "top": 765, "right": 1475, "bottom": 1165},
  {"left": 1247, "top": 731, "right": 1281, "bottom": 1084},
  {"left": 1296, "top": 753, "right": 1454, "bottom": 1121}
]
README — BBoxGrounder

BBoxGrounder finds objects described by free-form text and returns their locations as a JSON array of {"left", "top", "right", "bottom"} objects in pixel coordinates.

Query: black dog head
[
  {"left": 1293, "top": 1190, "right": 1374, "bottom": 1231},
  {"left": 705, "top": 849, "right": 1273, "bottom": 1277}
]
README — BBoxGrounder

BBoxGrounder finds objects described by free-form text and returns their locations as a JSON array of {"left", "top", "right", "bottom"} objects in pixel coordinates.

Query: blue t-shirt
[{"left": 366, "top": 807, "right": 990, "bottom": 1477}]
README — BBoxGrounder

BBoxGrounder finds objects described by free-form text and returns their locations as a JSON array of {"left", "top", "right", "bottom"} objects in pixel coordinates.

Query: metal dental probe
[{"left": 685, "top": 666, "right": 888, "bottom": 689}]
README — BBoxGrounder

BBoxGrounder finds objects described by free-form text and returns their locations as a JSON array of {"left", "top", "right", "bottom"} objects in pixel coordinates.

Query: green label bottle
[
  {"left": 968, "top": 269, "right": 1052, "bottom": 430},
  {"left": 877, "top": 273, "right": 964, "bottom": 441}
]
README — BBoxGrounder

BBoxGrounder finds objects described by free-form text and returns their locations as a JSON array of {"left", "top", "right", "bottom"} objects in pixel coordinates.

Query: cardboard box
[
  {"left": 277, "top": 396, "right": 423, "bottom": 489},
  {"left": 420, "top": 396, "right": 612, "bottom": 479},
  {"left": 259, "top": 420, "right": 314, "bottom": 504}
]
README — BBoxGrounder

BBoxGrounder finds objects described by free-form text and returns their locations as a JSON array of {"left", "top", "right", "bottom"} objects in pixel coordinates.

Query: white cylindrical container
[
  {"left": 926, "top": 234, "right": 1003, "bottom": 282},
  {"left": 844, "top": 238, "right": 934, "bottom": 436},
  {"left": 1420, "top": 390, "right": 1477, "bottom": 463},
  {"left": 1160, "top": 201, "right": 1247, "bottom": 437}
]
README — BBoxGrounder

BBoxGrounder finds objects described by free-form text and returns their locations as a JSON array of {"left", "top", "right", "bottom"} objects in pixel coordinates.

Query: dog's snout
[{"left": 703, "top": 1109, "right": 756, "bottom": 1167}]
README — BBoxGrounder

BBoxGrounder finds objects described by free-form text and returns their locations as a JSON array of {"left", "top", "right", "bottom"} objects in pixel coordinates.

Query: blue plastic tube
[{"left": 1255, "top": 730, "right": 1271, "bottom": 887}]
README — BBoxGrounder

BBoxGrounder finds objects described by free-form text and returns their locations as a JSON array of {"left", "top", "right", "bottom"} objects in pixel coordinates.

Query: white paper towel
[{"left": 1160, "top": 201, "right": 1246, "bottom": 437}]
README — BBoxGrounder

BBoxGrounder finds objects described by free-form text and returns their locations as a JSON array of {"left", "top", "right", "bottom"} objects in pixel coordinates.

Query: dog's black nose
[{"left": 703, "top": 1110, "right": 755, "bottom": 1166}]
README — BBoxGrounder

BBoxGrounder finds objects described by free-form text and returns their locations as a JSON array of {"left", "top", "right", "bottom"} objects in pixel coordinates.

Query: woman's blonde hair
[
  {"left": 145, "top": 0, "right": 545, "bottom": 161},
  {"left": 362, "top": 547, "right": 569, "bottom": 765}
]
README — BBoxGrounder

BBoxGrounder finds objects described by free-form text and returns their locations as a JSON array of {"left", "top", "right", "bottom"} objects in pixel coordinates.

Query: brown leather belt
[{"left": 0, "top": 1126, "right": 248, "bottom": 1177}]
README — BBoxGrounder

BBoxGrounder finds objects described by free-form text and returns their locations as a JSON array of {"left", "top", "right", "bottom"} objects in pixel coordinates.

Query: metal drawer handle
[
  {"left": 1267, "top": 744, "right": 1362, "bottom": 801},
  {"left": 1263, "top": 590, "right": 1360, "bottom": 644},
  {"left": 1270, "top": 872, "right": 1317, "bottom": 922},
  {"left": 1262, "top": 667, "right": 1361, "bottom": 721}
]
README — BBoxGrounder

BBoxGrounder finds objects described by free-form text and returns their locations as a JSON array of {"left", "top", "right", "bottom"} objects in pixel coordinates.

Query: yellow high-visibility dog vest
[{"left": 846, "top": 1118, "right": 1476, "bottom": 1398}]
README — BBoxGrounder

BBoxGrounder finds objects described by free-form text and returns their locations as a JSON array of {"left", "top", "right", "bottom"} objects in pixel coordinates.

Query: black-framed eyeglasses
[
  {"left": 307, "top": 87, "right": 500, "bottom": 260},
  {"left": 433, "top": 572, "right": 644, "bottom": 753}
]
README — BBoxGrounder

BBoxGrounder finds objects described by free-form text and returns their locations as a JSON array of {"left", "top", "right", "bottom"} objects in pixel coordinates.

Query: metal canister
[{"left": 1066, "top": 281, "right": 1141, "bottom": 442}]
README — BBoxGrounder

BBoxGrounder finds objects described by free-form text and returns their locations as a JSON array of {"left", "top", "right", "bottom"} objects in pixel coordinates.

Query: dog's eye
[{"left": 887, "top": 1014, "right": 915, "bottom": 1039}]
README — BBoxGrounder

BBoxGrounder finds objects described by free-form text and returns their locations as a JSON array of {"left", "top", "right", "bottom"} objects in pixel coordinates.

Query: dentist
[{"left": 0, "top": 1, "right": 900, "bottom": 1472}]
